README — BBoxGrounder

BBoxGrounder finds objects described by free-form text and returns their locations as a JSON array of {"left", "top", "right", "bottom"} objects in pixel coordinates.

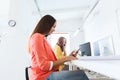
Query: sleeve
[{"left": 31, "top": 35, "right": 52, "bottom": 71}]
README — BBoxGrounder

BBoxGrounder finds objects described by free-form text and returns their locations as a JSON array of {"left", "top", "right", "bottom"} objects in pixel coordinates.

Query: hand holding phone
[{"left": 69, "top": 49, "right": 80, "bottom": 57}]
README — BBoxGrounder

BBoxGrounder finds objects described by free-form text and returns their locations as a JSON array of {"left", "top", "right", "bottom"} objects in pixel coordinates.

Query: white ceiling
[{"left": 35, "top": 0, "right": 99, "bottom": 32}]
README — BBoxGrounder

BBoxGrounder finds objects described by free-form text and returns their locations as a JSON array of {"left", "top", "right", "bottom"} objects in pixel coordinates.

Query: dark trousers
[{"left": 46, "top": 70, "right": 89, "bottom": 80}]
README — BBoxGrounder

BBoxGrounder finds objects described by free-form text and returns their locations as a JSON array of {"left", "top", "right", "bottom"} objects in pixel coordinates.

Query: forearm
[
  {"left": 53, "top": 56, "right": 77, "bottom": 68},
  {"left": 53, "top": 57, "right": 68, "bottom": 68}
]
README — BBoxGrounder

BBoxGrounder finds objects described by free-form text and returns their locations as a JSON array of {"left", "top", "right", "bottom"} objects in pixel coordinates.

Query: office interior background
[{"left": 0, "top": 0, "right": 120, "bottom": 80}]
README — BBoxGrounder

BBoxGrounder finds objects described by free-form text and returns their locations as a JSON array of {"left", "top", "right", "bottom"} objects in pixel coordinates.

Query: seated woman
[
  {"left": 54, "top": 37, "right": 67, "bottom": 71},
  {"left": 28, "top": 15, "right": 89, "bottom": 80}
]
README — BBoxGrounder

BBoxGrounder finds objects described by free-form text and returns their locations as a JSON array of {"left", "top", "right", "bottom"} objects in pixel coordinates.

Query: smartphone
[{"left": 75, "top": 48, "right": 80, "bottom": 54}]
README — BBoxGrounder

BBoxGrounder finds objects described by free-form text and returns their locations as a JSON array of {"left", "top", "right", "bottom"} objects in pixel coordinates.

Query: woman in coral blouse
[{"left": 28, "top": 15, "right": 78, "bottom": 80}]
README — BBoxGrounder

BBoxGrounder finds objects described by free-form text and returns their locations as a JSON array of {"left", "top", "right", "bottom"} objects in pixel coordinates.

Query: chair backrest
[{"left": 25, "top": 66, "right": 31, "bottom": 80}]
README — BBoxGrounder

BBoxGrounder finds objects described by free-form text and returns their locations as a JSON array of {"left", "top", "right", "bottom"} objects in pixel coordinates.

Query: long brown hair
[
  {"left": 31, "top": 15, "right": 56, "bottom": 36},
  {"left": 28, "top": 15, "right": 56, "bottom": 53}
]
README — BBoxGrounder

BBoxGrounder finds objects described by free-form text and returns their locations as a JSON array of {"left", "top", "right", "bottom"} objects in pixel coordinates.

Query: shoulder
[
  {"left": 32, "top": 33, "right": 44, "bottom": 38},
  {"left": 30, "top": 33, "right": 45, "bottom": 43},
  {"left": 54, "top": 44, "right": 61, "bottom": 51},
  {"left": 31, "top": 33, "right": 45, "bottom": 40},
  {"left": 54, "top": 44, "right": 60, "bottom": 49}
]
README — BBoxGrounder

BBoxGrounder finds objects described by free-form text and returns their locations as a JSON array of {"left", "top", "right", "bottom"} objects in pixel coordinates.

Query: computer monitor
[
  {"left": 93, "top": 41, "right": 100, "bottom": 56},
  {"left": 79, "top": 42, "right": 91, "bottom": 56}
]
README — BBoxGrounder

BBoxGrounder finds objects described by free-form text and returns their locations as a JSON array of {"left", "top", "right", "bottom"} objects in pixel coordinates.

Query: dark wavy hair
[{"left": 32, "top": 15, "right": 56, "bottom": 36}]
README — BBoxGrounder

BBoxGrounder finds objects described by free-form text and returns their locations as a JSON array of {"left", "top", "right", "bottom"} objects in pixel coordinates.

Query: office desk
[{"left": 71, "top": 56, "right": 120, "bottom": 80}]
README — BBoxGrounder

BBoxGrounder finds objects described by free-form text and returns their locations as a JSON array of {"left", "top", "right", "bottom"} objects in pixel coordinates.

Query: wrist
[
  {"left": 65, "top": 57, "right": 68, "bottom": 62},
  {"left": 65, "top": 56, "right": 71, "bottom": 62}
]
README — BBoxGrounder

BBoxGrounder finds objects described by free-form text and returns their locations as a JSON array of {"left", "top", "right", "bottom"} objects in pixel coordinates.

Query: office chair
[{"left": 25, "top": 66, "right": 31, "bottom": 80}]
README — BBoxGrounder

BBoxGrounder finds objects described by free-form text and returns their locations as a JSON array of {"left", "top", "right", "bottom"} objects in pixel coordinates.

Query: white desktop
[{"left": 71, "top": 56, "right": 120, "bottom": 80}]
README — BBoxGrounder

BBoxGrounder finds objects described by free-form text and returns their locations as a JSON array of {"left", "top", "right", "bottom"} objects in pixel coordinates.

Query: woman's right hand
[
  {"left": 53, "top": 54, "right": 78, "bottom": 68},
  {"left": 69, "top": 51, "right": 77, "bottom": 57}
]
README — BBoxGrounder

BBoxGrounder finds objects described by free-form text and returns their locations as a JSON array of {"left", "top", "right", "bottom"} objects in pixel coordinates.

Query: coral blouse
[{"left": 29, "top": 33, "right": 58, "bottom": 80}]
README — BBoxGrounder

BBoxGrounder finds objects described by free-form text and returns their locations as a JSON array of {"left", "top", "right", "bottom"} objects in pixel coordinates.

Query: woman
[
  {"left": 54, "top": 37, "right": 67, "bottom": 71},
  {"left": 28, "top": 15, "right": 77, "bottom": 80}
]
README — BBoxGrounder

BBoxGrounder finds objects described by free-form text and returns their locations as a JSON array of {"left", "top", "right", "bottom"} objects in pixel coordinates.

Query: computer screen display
[
  {"left": 79, "top": 42, "right": 91, "bottom": 56},
  {"left": 93, "top": 36, "right": 114, "bottom": 56}
]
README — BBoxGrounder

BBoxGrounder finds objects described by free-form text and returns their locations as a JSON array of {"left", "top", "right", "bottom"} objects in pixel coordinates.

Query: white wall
[
  {"left": 83, "top": 0, "right": 120, "bottom": 55},
  {"left": 0, "top": 0, "right": 39, "bottom": 80}
]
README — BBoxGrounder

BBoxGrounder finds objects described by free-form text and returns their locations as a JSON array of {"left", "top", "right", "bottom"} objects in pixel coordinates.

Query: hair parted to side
[{"left": 32, "top": 15, "right": 56, "bottom": 36}]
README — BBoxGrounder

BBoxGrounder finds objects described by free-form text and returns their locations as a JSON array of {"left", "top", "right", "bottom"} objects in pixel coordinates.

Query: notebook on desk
[{"left": 78, "top": 56, "right": 120, "bottom": 60}]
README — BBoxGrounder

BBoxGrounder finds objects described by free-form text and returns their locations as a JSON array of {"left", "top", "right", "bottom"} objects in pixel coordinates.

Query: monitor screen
[
  {"left": 93, "top": 41, "right": 100, "bottom": 56},
  {"left": 79, "top": 42, "right": 91, "bottom": 56}
]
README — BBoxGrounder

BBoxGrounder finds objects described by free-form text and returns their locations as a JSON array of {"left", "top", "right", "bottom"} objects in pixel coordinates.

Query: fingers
[{"left": 69, "top": 49, "right": 80, "bottom": 57}]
